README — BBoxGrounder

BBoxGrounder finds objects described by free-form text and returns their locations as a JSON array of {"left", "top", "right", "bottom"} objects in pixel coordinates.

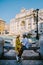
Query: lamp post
[{"left": 33, "top": 9, "right": 39, "bottom": 40}]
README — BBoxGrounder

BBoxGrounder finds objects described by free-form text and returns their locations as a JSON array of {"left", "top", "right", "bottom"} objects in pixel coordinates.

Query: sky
[{"left": 0, "top": 0, "right": 43, "bottom": 23}]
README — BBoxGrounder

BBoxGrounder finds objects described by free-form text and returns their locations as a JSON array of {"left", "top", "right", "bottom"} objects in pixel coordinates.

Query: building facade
[
  {"left": 10, "top": 8, "right": 43, "bottom": 36},
  {"left": 0, "top": 19, "right": 5, "bottom": 35},
  {"left": 5, "top": 23, "right": 9, "bottom": 34}
]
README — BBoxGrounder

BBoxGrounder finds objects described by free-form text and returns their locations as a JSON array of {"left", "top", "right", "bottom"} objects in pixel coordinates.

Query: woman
[{"left": 15, "top": 35, "right": 23, "bottom": 62}]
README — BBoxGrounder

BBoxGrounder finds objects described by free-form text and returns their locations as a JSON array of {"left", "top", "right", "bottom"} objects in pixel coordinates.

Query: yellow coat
[{"left": 15, "top": 37, "right": 21, "bottom": 54}]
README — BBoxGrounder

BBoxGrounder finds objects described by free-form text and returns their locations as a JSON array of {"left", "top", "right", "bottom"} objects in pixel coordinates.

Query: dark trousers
[{"left": 18, "top": 45, "right": 27, "bottom": 58}]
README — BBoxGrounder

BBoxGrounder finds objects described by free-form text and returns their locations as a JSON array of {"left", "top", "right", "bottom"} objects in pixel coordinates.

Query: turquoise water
[
  {"left": 0, "top": 35, "right": 15, "bottom": 39},
  {"left": 0, "top": 35, "right": 36, "bottom": 41},
  {"left": 28, "top": 37, "right": 38, "bottom": 43}
]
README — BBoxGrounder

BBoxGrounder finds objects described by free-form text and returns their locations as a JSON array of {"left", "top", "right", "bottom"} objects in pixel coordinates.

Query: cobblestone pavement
[{"left": 0, "top": 60, "right": 43, "bottom": 65}]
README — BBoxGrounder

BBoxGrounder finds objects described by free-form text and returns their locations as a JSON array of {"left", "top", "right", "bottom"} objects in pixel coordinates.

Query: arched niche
[{"left": 21, "top": 21, "right": 25, "bottom": 26}]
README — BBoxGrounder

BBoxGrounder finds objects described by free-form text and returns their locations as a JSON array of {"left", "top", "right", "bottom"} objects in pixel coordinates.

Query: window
[{"left": 0, "top": 32, "right": 1, "bottom": 34}]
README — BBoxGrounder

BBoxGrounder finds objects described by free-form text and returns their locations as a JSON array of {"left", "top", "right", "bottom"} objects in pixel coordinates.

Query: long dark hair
[{"left": 23, "top": 34, "right": 27, "bottom": 38}]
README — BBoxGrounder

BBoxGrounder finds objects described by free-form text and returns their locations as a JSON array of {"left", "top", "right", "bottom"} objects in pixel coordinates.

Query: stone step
[
  {"left": 0, "top": 55, "right": 40, "bottom": 60},
  {"left": 0, "top": 50, "right": 41, "bottom": 60}
]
